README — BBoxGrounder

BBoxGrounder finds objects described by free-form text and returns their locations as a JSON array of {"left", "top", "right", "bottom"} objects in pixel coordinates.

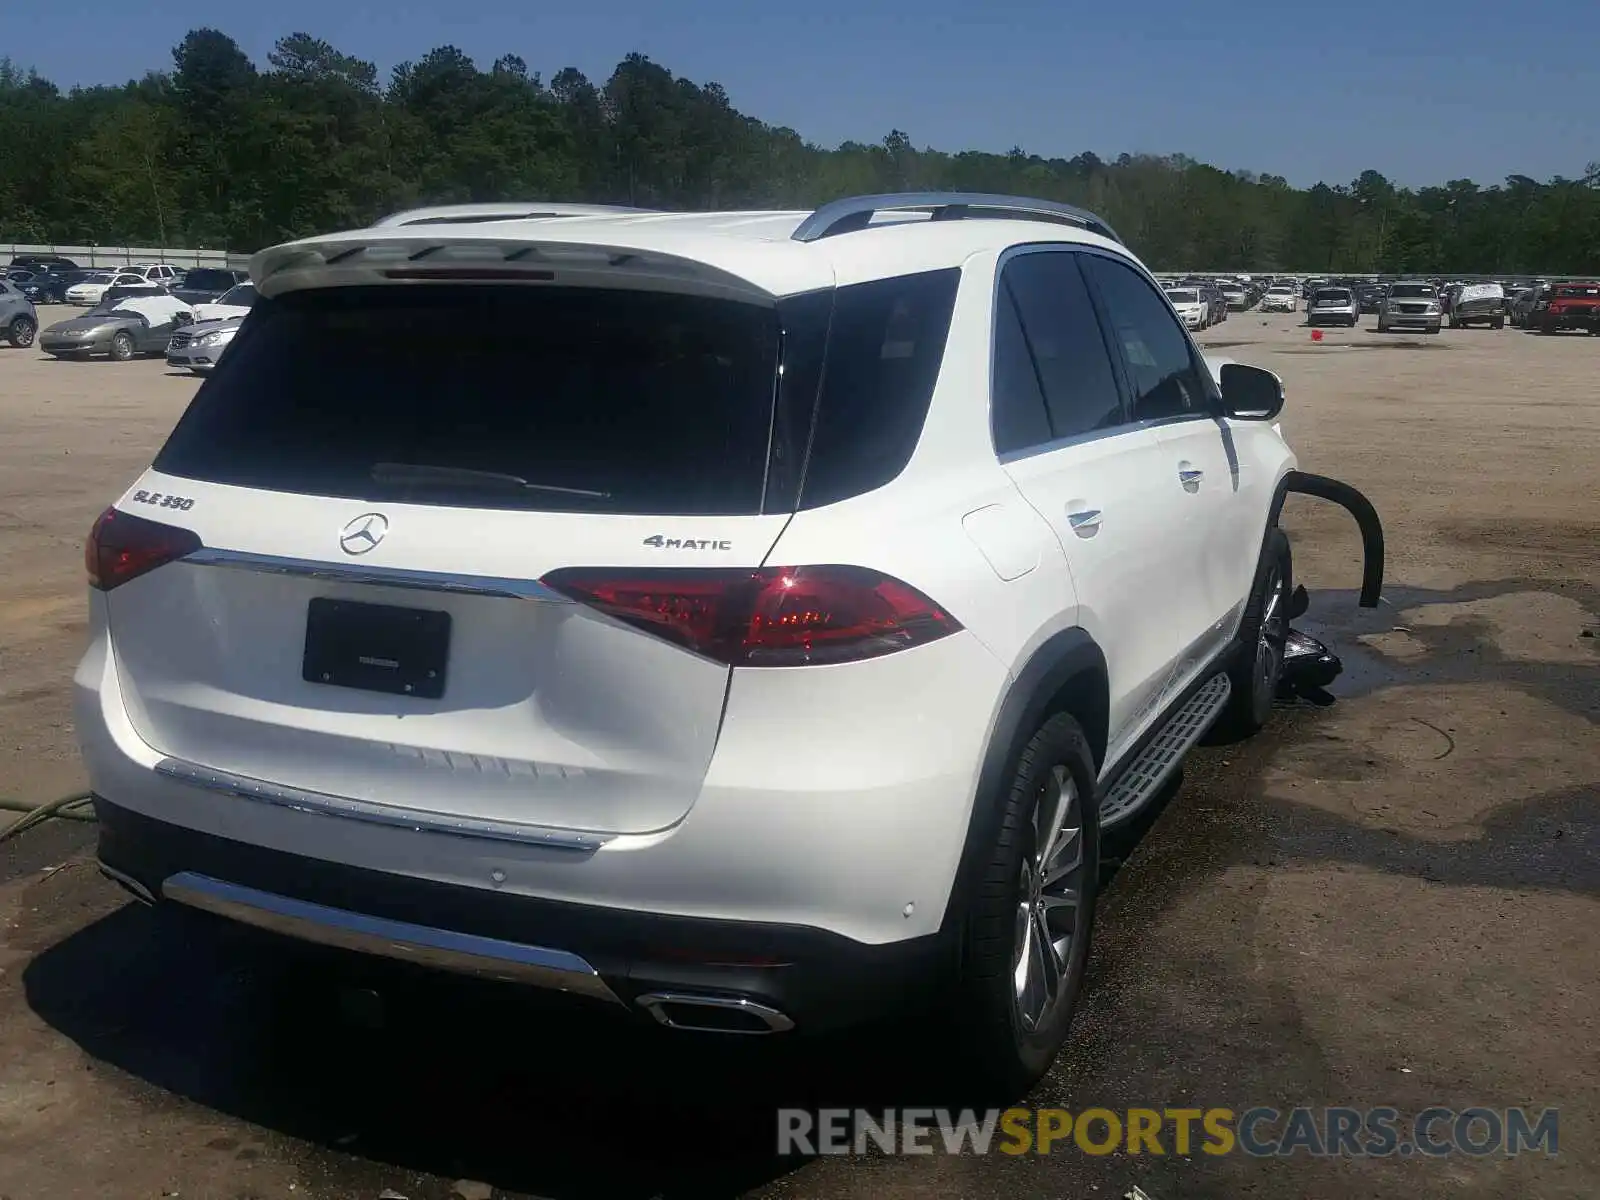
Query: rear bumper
[
  {"left": 95, "top": 796, "right": 948, "bottom": 1032},
  {"left": 74, "top": 592, "right": 1006, "bottom": 1025},
  {"left": 1307, "top": 310, "right": 1357, "bottom": 325},
  {"left": 1532, "top": 312, "right": 1600, "bottom": 331}
]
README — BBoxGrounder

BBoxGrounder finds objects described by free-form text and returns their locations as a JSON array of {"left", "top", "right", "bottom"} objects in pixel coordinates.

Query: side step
[{"left": 1098, "top": 673, "right": 1231, "bottom": 827}]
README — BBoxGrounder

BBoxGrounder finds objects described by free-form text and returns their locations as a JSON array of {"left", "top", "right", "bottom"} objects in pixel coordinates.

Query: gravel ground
[{"left": 0, "top": 304, "right": 1595, "bottom": 1200}]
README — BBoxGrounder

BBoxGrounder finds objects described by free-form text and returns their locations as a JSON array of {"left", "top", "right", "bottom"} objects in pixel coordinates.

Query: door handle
[
  {"left": 1066, "top": 509, "right": 1102, "bottom": 537},
  {"left": 1178, "top": 465, "right": 1204, "bottom": 489}
]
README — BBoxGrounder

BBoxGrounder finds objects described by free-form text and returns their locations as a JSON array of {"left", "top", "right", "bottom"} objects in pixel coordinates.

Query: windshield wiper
[{"left": 369, "top": 462, "right": 611, "bottom": 499}]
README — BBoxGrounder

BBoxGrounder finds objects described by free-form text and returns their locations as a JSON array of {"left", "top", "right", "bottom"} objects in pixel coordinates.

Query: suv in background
[
  {"left": 1446, "top": 282, "right": 1506, "bottom": 330},
  {"left": 171, "top": 268, "right": 249, "bottom": 306},
  {"left": 1307, "top": 286, "right": 1359, "bottom": 327},
  {"left": 1528, "top": 281, "right": 1600, "bottom": 334},
  {"left": 78, "top": 193, "right": 1380, "bottom": 1093},
  {"left": 0, "top": 277, "right": 39, "bottom": 347},
  {"left": 1377, "top": 281, "right": 1443, "bottom": 334}
]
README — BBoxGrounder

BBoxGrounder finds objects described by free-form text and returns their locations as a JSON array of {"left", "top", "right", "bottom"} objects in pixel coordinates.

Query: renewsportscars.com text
[{"left": 777, "top": 1106, "right": 1559, "bottom": 1158}]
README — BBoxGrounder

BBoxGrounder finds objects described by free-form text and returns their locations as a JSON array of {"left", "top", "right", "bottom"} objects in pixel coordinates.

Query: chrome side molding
[
  {"left": 162, "top": 870, "right": 625, "bottom": 1004},
  {"left": 154, "top": 757, "right": 611, "bottom": 852}
]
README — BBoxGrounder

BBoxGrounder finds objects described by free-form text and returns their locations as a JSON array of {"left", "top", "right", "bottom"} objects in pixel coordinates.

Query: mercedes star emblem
[{"left": 338, "top": 512, "right": 389, "bottom": 555}]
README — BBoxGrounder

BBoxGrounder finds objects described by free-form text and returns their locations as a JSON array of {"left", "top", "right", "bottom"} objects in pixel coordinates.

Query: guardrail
[{"left": 3, "top": 243, "right": 253, "bottom": 271}]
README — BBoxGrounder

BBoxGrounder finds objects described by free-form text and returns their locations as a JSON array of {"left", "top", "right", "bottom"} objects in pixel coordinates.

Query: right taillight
[
  {"left": 540, "top": 565, "right": 960, "bottom": 667},
  {"left": 86, "top": 507, "right": 202, "bottom": 591}
]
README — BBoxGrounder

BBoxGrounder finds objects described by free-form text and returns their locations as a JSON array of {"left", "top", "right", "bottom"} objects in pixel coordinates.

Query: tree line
[{"left": 3, "top": 28, "right": 1598, "bottom": 273}]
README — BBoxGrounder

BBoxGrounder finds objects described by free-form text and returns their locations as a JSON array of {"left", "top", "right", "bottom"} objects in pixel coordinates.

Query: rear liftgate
[{"left": 1275, "top": 470, "right": 1386, "bottom": 702}]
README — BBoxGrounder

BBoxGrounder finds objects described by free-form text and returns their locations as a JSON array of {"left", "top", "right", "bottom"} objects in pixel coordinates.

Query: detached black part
[{"left": 1277, "top": 470, "right": 1386, "bottom": 608}]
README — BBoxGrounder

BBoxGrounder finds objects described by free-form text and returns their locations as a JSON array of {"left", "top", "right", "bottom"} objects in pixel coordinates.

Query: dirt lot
[{"left": 0, "top": 304, "right": 1596, "bottom": 1200}]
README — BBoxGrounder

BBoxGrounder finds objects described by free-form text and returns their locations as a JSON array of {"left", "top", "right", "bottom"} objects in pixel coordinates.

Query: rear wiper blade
[{"left": 369, "top": 462, "right": 611, "bottom": 499}]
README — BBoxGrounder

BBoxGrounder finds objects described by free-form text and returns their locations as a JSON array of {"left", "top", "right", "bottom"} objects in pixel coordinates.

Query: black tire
[
  {"left": 109, "top": 330, "right": 135, "bottom": 361},
  {"left": 1216, "top": 529, "right": 1291, "bottom": 739},
  {"left": 6, "top": 315, "right": 36, "bottom": 348},
  {"left": 943, "top": 712, "right": 1100, "bottom": 1098},
  {"left": 1492, "top": 318, "right": 1504, "bottom": 330}
]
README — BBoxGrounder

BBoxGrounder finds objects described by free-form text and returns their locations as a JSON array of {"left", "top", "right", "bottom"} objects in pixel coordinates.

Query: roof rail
[
  {"left": 790, "top": 192, "right": 1121, "bottom": 245},
  {"left": 374, "top": 202, "right": 657, "bottom": 228}
]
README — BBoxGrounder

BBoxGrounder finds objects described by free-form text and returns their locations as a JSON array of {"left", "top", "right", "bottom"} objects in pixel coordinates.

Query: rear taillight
[
  {"left": 86, "top": 507, "right": 201, "bottom": 591},
  {"left": 540, "top": 566, "right": 960, "bottom": 667}
]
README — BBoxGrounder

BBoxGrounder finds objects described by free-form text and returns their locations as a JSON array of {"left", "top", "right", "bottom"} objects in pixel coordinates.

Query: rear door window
[{"left": 155, "top": 285, "right": 784, "bottom": 516}]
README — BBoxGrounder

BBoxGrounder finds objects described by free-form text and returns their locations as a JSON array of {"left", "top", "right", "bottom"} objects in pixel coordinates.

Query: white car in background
[
  {"left": 127, "top": 263, "right": 185, "bottom": 287},
  {"left": 191, "top": 281, "right": 257, "bottom": 324},
  {"left": 65, "top": 271, "right": 147, "bottom": 306},
  {"left": 1164, "top": 286, "right": 1210, "bottom": 329},
  {"left": 1260, "top": 286, "right": 1298, "bottom": 313}
]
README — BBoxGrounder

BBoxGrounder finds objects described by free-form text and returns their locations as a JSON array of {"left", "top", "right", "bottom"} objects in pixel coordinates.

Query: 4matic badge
[{"left": 642, "top": 534, "right": 733, "bottom": 551}]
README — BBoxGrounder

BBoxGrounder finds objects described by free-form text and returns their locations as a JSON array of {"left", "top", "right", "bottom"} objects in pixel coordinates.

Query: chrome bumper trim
[
  {"left": 154, "top": 757, "right": 611, "bottom": 852},
  {"left": 182, "top": 546, "right": 572, "bottom": 604},
  {"left": 162, "top": 870, "right": 625, "bottom": 1004}
]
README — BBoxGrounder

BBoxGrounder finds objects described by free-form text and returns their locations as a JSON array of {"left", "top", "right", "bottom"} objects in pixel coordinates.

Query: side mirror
[{"left": 1219, "top": 363, "right": 1285, "bottom": 421}]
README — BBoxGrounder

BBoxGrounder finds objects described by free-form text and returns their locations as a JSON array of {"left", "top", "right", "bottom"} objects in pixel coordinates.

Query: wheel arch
[{"left": 939, "top": 626, "right": 1108, "bottom": 938}]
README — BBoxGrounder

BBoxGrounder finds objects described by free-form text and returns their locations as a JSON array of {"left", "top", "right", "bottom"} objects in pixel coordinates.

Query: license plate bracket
[{"left": 303, "top": 598, "right": 451, "bottom": 699}]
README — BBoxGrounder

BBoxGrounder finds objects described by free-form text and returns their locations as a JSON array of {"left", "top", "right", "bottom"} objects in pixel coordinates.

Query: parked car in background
[
  {"left": 171, "top": 268, "right": 249, "bottom": 307},
  {"left": 7, "top": 253, "right": 80, "bottom": 273},
  {"left": 1356, "top": 283, "right": 1387, "bottom": 314},
  {"left": 40, "top": 292, "right": 194, "bottom": 361},
  {"left": 65, "top": 271, "right": 148, "bottom": 306},
  {"left": 126, "top": 263, "right": 185, "bottom": 288},
  {"left": 1447, "top": 282, "right": 1506, "bottom": 329},
  {"left": 166, "top": 315, "right": 243, "bottom": 373},
  {"left": 192, "top": 281, "right": 257, "bottom": 323},
  {"left": 1260, "top": 285, "right": 1298, "bottom": 313},
  {"left": 1527, "top": 281, "right": 1600, "bottom": 334},
  {"left": 0, "top": 278, "right": 40, "bottom": 348},
  {"left": 1307, "top": 286, "right": 1359, "bottom": 327},
  {"left": 1163, "top": 285, "right": 1210, "bottom": 329},
  {"left": 21, "top": 268, "right": 91, "bottom": 304},
  {"left": 1507, "top": 287, "right": 1540, "bottom": 328},
  {"left": 1220, "top": 283, "right": 1250, "bottom": 311},
  {"left": 1377, "top": 281, "right": 1442, "bottom": 334}
]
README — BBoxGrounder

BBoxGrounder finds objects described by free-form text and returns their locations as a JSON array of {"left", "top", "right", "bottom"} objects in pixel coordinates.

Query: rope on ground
[{"left": 0, "top": 793, "right": 98, "bottom": 844}]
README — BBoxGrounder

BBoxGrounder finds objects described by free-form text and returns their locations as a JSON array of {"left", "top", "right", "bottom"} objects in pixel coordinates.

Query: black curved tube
[{"left": 1281, "top": 470, "right": 1385, "bottom": 608}]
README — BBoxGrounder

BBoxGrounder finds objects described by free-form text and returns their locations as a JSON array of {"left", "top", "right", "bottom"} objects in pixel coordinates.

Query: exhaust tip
[
  {"left": 636, "top": 991, "right": 795, "bottom": 1035},
  {"left": 98, "top": 861, "right": 157, "bottom": 905}
]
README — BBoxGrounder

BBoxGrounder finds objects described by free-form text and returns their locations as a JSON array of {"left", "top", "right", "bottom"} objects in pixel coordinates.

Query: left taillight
[
  {"left": 86, "top": 507, "right": 201, "bottom": 592},
  {"left": 540, "top": 565, "right": 961, "bottom": 667}
]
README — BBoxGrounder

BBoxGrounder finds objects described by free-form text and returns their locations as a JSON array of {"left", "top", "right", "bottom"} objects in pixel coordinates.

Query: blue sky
[{"left": 8, "top": 0, "right": 1597, "bottom": 188}]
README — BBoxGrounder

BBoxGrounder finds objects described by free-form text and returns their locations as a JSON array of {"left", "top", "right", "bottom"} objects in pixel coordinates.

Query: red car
[{"left": 1529, "top": 281, "right": 1600, "bottom": 334}]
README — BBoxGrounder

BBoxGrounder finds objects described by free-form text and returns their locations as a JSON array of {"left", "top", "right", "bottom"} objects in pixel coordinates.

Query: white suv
[{"left": 77, "top": 193, "right": 1378, "bottom": 1092}]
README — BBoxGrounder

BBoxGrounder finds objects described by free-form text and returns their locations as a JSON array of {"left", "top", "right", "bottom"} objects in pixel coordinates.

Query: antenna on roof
[{"left": 791, "top": 192, "right": 1121, "bottom": 245}]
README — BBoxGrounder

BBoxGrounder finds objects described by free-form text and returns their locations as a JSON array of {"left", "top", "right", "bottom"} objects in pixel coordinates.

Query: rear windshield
[
  {"left": 155, "top": 286, "right": 784, "bottom": 515},
  {"left": 1314, "top": 289, "right": 1352, "bottom": 302},
  {"left": 1165, "top": 289, "right": 1199, "bottom": 303},
  {"left": 1388, "top": 284, "right": 1435, "bottom": 299},
  {"left": 1554, "top": 285, "right": 1600, "bottom": 298}
]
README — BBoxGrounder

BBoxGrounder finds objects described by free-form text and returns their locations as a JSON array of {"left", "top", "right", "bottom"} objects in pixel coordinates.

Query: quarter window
[{"left": 1082, "top": 255, "right": 1211, "bottom": 422}]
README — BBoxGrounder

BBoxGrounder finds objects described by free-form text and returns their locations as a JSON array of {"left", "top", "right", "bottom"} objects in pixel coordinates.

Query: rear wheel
[
  {"left": 1492, "top": 318, "right": 1504, "bottom": 330},
  {"left": 6, "top": 315, "right": 35, "bottom": 348},
  {"left": 1217, "top": 529, "right": 1291, "bottom": 739},
  {"left": 943, "top": 712, "right": 1099, "bottom": 1097},
  {"left": 109, "top": 330, "right": 135, "bottom": 361}
]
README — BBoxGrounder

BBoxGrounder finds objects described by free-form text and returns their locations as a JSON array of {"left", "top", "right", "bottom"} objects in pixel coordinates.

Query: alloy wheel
[
  {"left": 1256, "top": 564, "right": 1288, "bottom": 697},
  {"left": 1012, "top": 764, "right": 1086, "bottom": 1032}
]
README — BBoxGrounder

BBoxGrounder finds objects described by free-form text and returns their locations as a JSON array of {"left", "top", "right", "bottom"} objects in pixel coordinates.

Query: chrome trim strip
[
  {"left": 154, "top": 757, "right": 612, "bottom": 852},
  {"left": 162, "top": 870, "right": 625, "bottom": 1004},
  {"left": 635, "top": 991, "right": 795, "bottom": 1034},
  {"left": 182, "top": 547, "right": 571, "bottom": 604}
]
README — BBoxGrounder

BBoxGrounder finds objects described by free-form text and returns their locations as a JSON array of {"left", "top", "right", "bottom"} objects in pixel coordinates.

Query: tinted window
[
  {"left": 990, "top": 288, "right": 1052, "bottom": 453},
  {"left": 216, "top": 283, "right": 258, "bottom": 307},
  {"left": 183, "top": 269, "right": 239, "bottom": 289},
  {"left": 1083, "top": 255, "right": 1210, "bottom": 422},
  {"left": 797, "top": 268, "right": 959, "bottom": 509},
  {"left": 1314, "top": 289, "right": 1352, "bottom": 303},
  {"left": 1003, "top": 252, "right": 1124, "bottom": 440},
  {"left": 155, "top": 286, "right": 782, "bottom": 516},
  {"left": 1388, "top": 284, "right": 1434, "bottom": 299}
]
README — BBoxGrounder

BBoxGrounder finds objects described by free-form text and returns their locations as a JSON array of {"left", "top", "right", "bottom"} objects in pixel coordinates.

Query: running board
[{"left": 1099, "top": 673, "right": 1232, "bottom": 827}]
